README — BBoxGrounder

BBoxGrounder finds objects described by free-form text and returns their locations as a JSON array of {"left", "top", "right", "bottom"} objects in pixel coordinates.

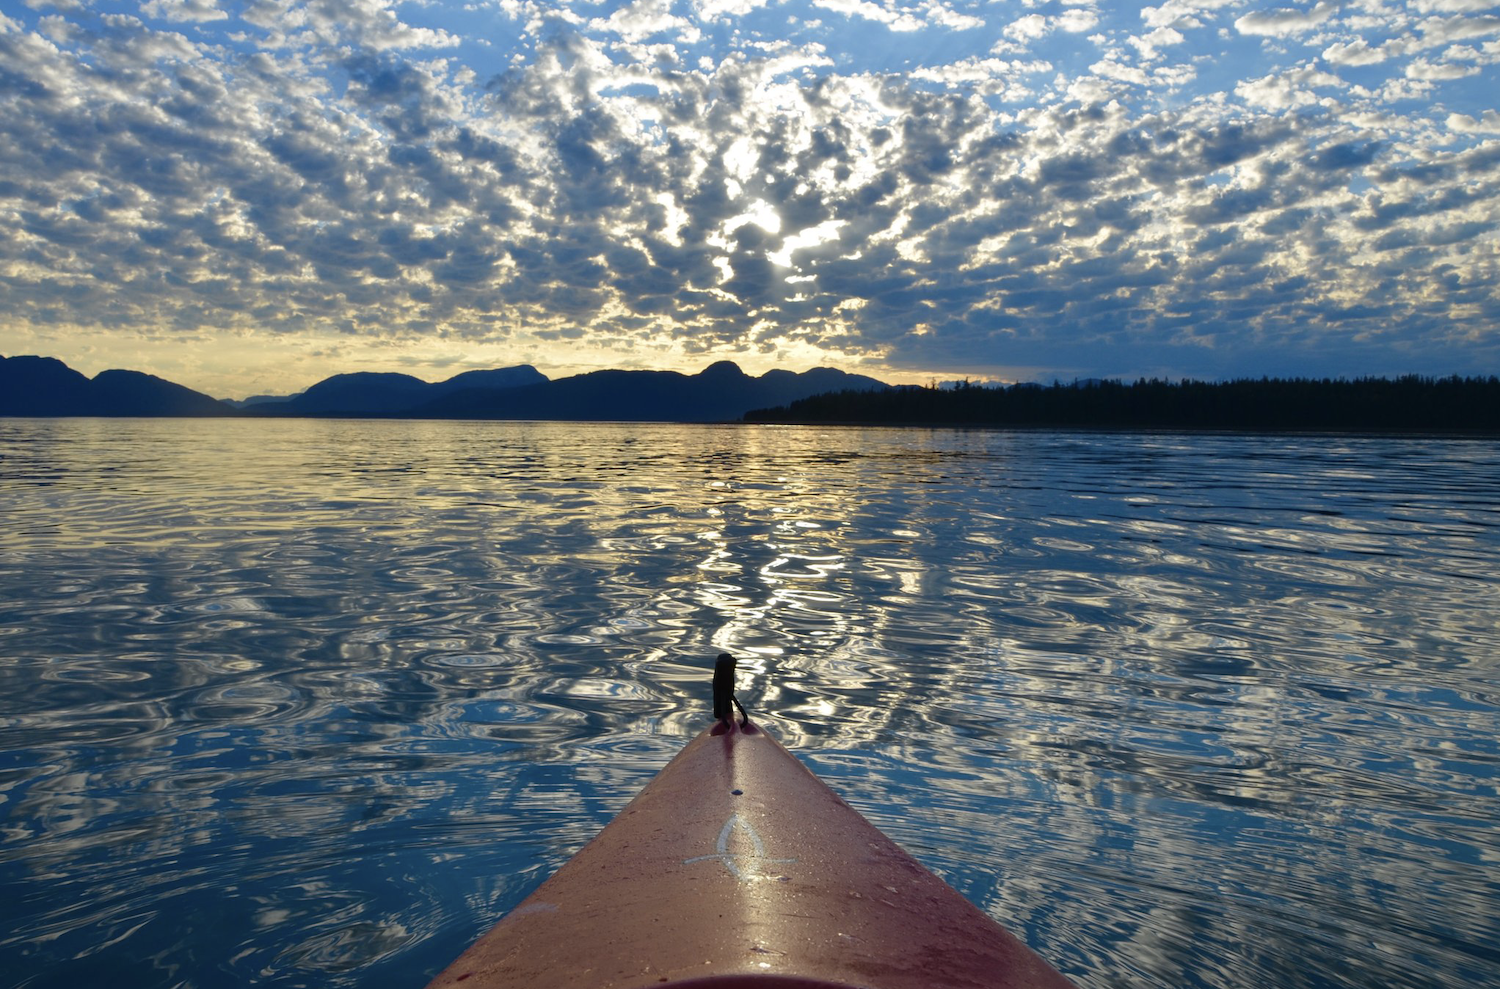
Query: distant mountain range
[{"left": 0, "top": 354, "right": 888, "bottom": 421}]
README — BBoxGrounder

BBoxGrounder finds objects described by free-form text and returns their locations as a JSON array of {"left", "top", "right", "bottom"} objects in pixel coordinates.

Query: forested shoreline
[{"left": 744, "top": 376, "right": 1500, "bottom": 433}]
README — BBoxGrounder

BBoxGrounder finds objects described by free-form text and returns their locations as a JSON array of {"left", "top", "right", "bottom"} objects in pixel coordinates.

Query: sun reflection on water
[{"left": 1, "top": 420, "right": 1498, "bottom": 988}]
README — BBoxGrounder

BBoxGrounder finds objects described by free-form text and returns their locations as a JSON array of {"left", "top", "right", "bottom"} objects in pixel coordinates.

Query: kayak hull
[{"left": 427, "top": 721, "right": 1075, "bottom": 989}]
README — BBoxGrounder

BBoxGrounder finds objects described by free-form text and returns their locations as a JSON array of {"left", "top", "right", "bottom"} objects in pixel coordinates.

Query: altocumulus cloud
[{"left": 0, "top": 0, "right": 1497, "bottom": 388}]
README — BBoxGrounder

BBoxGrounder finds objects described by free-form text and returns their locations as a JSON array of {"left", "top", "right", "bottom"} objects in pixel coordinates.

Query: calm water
[{"left": 2, "top": 419, "right": 1497, "bottom": 988}]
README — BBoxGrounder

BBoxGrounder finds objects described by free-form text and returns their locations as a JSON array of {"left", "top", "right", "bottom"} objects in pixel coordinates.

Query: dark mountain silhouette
[
  {"left": 2, "top": 355, "right": 884, "bottom": 421},
  {"left": 251, "top": 364, "right": 548, "bottom": 415},
  {"left": 225, "top": 392, "right": 304, "bottom": 409},
  {"left": 440, "top": 367, "right": 551, "bottom": 393},
  {"left": 0, "top": 356, "right": 96, "bottom": 415},
  {"left": 1, "top": 355, "right": 232, "bottom": 417},
  {"left": 416, "top": 360, "right": 889, "bottom": 422},
  {"left": 91, "top": 370, "right": 236, "bottom": 416}
]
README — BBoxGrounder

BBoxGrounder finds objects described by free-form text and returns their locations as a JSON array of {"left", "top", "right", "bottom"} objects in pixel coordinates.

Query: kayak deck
[{"left": 427, "top": 719, "right": 1075, "bottom": 989}]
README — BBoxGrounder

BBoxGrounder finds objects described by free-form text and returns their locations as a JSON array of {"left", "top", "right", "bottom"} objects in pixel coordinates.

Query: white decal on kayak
[{"left": 684, "top": 814, "right": 796, "bottom": 880}]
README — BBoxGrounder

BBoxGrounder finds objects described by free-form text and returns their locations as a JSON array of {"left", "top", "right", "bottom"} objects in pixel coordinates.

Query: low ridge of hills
[
  {"left": 0, "top": 354, "right": 888, "bottom": 421},
  {"left": 0, "top": 356, "right": 233, "bottom": 417},
  {"left": 404, "top": 361, "right": 889, "bottom": 423},
  {"left": 242, "top": 365, "right": 550, "bottom": 414}
]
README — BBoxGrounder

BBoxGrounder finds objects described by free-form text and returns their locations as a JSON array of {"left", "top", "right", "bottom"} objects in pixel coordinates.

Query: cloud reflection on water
[{"left": 1, "top": 419, "right": 1497, "bottom": 987}]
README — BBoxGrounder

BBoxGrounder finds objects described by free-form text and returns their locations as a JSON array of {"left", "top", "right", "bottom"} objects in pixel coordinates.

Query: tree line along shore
[{"left": 743, "top": 375, "right": 1500, "bottom": 434}]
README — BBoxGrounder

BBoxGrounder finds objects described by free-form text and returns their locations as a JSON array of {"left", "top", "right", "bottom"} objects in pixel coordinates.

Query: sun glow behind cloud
[{"left": 0, "top": 0, "right": 1497, "bottom": 396}]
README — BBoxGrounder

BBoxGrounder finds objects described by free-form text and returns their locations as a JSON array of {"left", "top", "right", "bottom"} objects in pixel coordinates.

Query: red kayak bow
[{"left": 427, "top": 657, "right": 1076, "bottom": 989}]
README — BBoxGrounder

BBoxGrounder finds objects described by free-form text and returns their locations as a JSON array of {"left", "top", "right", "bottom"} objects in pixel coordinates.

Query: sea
[{"left": 1, "top": 417, "right": 1497, "bottom": 988}]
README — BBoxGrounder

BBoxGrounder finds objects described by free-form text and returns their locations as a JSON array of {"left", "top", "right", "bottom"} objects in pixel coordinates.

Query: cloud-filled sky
[{"left": 1, "top": 0, "right": 1497, "bottom": 397}]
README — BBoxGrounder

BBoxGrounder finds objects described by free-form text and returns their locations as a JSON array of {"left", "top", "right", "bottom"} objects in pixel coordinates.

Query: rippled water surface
[{"left": 2, "top": 418, "right": 1498, "bottom": 988}]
